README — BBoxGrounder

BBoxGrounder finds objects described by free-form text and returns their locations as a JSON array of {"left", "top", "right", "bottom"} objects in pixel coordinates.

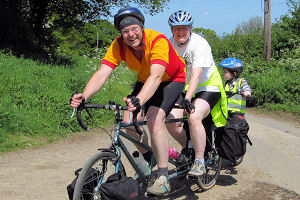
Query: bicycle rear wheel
[
  {"left": 197, "top": 149, "right": 222, "bottom": 190},
  {"left": 73, "top": 151, "right": 126, "bottom": 200}
]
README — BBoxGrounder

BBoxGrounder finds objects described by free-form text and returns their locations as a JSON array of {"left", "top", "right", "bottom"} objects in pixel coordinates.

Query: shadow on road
[
  {"left": 217, "top": 174, "right": 237, "bottom": 187},
  {"left": 144, "top": 161, "right": 240, "bottom": 199},
  {"left": 144, "top": 177, "right": 202, "bottom": 199}
]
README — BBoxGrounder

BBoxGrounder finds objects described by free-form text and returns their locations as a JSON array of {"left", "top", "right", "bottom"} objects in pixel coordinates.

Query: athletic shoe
[
  {"left": 188, "top": 161, "right": 205, "bottom": 177},
  {"left": 146, "top": 175, "right": 170, "bottom": 196}
]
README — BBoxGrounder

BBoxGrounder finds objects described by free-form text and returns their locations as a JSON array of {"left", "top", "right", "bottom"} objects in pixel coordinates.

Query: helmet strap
[
  {"left": 175, "top": 36, "right": 190, "bottom": 47},
  {"left": 172, "top": 26, "right": 192, "bottom": 47}
]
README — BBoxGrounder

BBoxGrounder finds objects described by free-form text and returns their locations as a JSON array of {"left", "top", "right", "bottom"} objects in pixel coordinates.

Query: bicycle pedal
[
  {"left": 186, "top": 174, "right": 199, "bottom": 180},
  {"left": 145, "top": 191, "right": 169, "bottom": 198},
  {"left": 144, "top": 191, "right": 159, "bottom": 198}
]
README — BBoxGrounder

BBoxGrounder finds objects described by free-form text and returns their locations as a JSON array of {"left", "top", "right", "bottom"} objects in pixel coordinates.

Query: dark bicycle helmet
[
  {"left": 114, "top": 7, "right": 145, "bottom": 31},
  {"left": 219, "top": 57, "right": 244, "bottom": 76},
  {"left": 168, "top": 10, "right": 194, "bottom": 27}
]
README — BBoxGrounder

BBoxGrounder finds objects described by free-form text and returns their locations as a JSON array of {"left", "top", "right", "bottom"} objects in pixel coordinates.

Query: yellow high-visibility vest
[
  {"left": 225, "top": 78, "right": 246, "bottom": 114},
  {"left": 185, "top": 66, "right": 228, "bottom": 127}
]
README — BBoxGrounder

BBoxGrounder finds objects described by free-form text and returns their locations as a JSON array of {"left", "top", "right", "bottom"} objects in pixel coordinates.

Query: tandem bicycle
[{"left": 72, "top": 101, "right": 222, "bottom": 199}]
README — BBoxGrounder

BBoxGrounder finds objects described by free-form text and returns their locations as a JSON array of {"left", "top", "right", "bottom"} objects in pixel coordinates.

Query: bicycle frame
[
  {"left": 76, "top": 103, "right": 221, "bottom": 190},
  {"left": 111, "top": 117, "right": 192, "bottom": 186}
]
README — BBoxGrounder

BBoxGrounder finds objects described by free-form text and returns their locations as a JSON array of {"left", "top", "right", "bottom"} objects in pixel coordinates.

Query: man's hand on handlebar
[
  {"left": 123, "top": 95, "right": 141, "bottom": 112},
  {"left": 70, "top": 93, "right": 85, "bottom": 108}
]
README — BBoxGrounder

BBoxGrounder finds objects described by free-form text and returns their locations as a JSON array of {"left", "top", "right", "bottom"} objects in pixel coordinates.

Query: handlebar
[
  {"left": 76, "top": 102, "right": 144, "bottom": 135},
  {"left": 77, "top": 103, "right": 128, "bottom": 131}
]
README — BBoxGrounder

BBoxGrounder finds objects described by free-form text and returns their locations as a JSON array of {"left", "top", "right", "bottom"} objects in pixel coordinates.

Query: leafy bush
[
  {"left": 214, "top": 16, "right": 264, "bottom": 62},
  {"left": 243, "top": 59, "right": 300, "bottom": 114},
  {"left": 54, "top": 19, "right": 119, "bottom": 57}
]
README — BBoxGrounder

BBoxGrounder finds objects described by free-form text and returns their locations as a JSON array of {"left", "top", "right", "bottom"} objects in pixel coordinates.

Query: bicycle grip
[
  {"left": 132, "top": 111, "right": 143, "bottom": 136},
  {"left": 77, "top": 105, "right": 90, "bottom": 131}
]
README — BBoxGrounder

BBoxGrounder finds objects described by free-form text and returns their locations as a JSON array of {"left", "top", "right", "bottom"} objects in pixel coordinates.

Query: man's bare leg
[
  {"left": 166, "top": 108, "right": 187, "bottom": 147},
  {"left": 123, "top": 110, "right": 148, "bottom": 154},
  {"left": 146, "top": 106, "right": 169, "bottom": 168}
]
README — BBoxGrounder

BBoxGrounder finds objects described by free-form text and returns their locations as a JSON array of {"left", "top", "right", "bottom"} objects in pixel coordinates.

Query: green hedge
[
  {"left": 0, "top": 52, "right": 136, "bottom": 153},
  {"left": 243, "top": 58, "right": 300, "bottom": 115}
]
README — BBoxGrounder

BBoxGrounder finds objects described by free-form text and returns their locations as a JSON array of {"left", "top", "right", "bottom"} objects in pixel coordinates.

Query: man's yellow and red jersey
[{"left": 101, "top": 29, "right": 186, "bottom": 83}]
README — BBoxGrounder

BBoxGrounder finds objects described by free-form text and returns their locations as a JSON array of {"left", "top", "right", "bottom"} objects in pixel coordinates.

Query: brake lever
[
  {"left": 70, "top": 108, "right": 76, "bottom": 118},
  {"left": 70, "top": 92, "right": 85, "bottom": 118}
]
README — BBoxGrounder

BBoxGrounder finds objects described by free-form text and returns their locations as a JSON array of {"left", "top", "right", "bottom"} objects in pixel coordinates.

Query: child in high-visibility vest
[
  {"left": 219, "top": 57, "right": 252, "bottom": 115},
  {"left": 215, "top": 57, "right": 253, "bottom": 166}
]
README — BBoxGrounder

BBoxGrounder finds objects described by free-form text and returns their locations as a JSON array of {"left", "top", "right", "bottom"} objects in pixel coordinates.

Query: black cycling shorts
[
  {"left": 131, "top": 81, "right": 185, "bottom": 116},
  {"left": 193, "top": 91, "right": 221, "bottom": 109},
  {"left": 176, "top": 91, "right": 221, "bottom": 110}
]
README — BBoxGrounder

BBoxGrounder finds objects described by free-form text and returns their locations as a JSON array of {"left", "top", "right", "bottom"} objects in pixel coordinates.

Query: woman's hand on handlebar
[
  {"left": 183, "top": 98, "right": 195, "bottom": 114},
  {"left": 70, "top": 93, "right": 85, "bottom": 108}
]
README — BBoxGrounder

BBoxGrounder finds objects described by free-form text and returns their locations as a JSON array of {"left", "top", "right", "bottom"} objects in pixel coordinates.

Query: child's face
[{"left": 223, "top": 68, "right": 234, "bottom": 80}]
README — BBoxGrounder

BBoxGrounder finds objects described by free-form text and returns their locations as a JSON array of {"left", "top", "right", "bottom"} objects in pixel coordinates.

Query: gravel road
[{"left": 0, "top": 111, "right": 299, "bottom": 200}]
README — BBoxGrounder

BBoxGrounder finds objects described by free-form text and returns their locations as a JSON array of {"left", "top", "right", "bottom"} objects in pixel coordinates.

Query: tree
[
  {"left": 192, "top": 27, "right": 221, "bottom": 59},
  {"left": 271, "top": 0, "right": 300, "bottom": 59},
  {"left": 234, "top": 16, "right": 263, "bottom": 35},
  {"left": 0, "top": 0, "right": 170, "bottom": 56},
  {"left": 193, "top": 28, "right": 219, "bottom": 43},
  {"left": 287, "top": 0, "right": 300, "bottom": 36},
  {"left": 54, "top": 19, "right": 119, "bottom": 56}
]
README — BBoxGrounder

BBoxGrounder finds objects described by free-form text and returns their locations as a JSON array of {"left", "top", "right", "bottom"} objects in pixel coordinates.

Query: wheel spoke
[
  {"left": 73, "top": 151, "right": 126, "bottom": 200},
  {"left": 197, "top": 150, "right": 222, "bottom": 190}
]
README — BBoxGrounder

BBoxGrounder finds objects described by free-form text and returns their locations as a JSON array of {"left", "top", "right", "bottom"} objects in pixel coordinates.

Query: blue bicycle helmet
[
  {"left": 114, "top": 7, "right": 145, "bottom": 31},
  {"left": 168, "top": 10, "right": 194, "bottom": 27},
  {"left": 219, "top": 57, "right": 244, "bottom": 76}
]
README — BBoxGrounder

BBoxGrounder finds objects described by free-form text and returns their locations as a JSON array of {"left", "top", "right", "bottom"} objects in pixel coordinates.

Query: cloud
[{"left": 203, "top": 11, "right": 209, "bottom": 16}]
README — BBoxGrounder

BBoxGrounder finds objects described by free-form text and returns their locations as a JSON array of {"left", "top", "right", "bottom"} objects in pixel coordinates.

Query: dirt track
[{"left": 0, "top": 110, "right": 299, "bottom": 200}]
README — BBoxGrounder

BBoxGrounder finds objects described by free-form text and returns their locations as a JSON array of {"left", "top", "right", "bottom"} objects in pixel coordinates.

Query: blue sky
[{"left": 113, "top": 0, "right": 290, "bottom": 37}]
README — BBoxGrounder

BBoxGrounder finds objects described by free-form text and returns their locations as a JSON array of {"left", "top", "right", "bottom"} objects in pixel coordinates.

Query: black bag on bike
[
  {"left": 67, "top": 168, "right": 100, "bottom": 200},
  {"left": 99, "top": 172, "right": 145, "bottom": 200},
  {"left": 215, "top": 112, "right": 252, "bottom": 163}
]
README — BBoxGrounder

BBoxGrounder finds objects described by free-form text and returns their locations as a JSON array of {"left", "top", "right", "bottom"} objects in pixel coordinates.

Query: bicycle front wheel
[
  {"left": 198, "top": 151, "right": 222, "bottom": 190},
  {"left": 73, "top": 151, "right": 126, "bottom": 200}
]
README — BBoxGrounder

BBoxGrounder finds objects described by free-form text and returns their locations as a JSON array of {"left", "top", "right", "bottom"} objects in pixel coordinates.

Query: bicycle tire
[
  {"left": 197, "top": 150, "right": 222, "bottom": 190},
  {"left": 73, "top": 151, "right": 126, "bottom": 200}
]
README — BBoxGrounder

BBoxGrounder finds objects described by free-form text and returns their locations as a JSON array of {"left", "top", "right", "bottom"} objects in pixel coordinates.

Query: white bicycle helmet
[{"left": 168, "top": 10, "right": 194, "bottom": 27}]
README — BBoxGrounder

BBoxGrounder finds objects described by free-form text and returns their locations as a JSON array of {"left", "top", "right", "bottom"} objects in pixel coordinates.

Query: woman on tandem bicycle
[{"left": 166, "top": 10, "right": 228, "bottom": 177}]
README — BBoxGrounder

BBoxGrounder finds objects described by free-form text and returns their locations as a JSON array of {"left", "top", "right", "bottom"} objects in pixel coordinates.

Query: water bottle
[
  {"left": 132, "top": 151, "right": 151, "bottom": 176},
  {"left": 169, "top": 146, "right": 180, "bottom": 160}
]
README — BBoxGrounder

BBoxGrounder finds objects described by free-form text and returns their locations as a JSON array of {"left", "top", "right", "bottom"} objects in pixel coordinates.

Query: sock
[
  {"left": 195, "top": 158, "right": 205, "bottom": 164},
  {"left": 142, "top": 151, "right": 152, "bottom": 164},
  {"left": 157, "top": 167, "right": 168, "bottom": 178}
]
